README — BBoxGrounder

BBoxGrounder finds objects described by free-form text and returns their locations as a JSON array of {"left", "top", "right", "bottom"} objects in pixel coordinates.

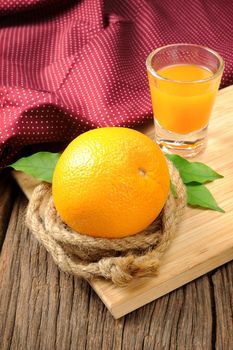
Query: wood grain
[
  {"left": 0, "top": 169, "right": 16, "bottom": 251},
  {"left": 91, "top": 85, "right": 233, "bottom": 318},
  {"left": 2, "top": 191, "right": 232, "bottom": 349},
  {"left": 13, "top": 85, "right": 233, "bottom": 318},
  {"left": 212, "top": 264, "right": 233, "bottom": 349}
]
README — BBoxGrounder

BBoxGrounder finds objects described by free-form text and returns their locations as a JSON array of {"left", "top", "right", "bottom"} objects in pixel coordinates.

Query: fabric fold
[{"left": 0, "top": 0, "right": 232, "bottom": 166}]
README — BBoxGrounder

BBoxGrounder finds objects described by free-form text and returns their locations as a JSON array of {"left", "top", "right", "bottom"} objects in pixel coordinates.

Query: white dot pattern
[{"left": 0, "top": 0, "right": 232, "bottom": 165}]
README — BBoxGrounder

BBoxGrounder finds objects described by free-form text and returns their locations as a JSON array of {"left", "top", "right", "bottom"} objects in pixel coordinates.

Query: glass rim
[{"left": 146, "top": 43, "right": 225, "bottom": 84}]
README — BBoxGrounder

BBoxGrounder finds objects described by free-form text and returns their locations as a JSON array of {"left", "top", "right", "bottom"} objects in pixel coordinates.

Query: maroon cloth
[{"left": 0, "top": 0, "right": 233, "bottom": 166}]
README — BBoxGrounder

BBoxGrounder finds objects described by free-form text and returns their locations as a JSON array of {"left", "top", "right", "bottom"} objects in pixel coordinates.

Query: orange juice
[{"left": 148, "top": 64, "right": 221, "bottom": 134}]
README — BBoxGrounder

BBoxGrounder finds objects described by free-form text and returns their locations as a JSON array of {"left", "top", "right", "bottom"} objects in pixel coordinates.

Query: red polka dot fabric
[{"left": 0, "top": 0, "right": 233, "bottom": 166}]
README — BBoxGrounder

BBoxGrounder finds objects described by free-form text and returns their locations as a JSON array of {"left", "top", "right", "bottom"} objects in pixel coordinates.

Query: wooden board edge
[
  {"left": 11, "top": 170, "right": 40, "bottom": 200},
  {"left": 11, "top": 160, "right": 233, "bottom": 319},
  {"left": 92, "top": 245, "right": 233, "bottom": 319}
]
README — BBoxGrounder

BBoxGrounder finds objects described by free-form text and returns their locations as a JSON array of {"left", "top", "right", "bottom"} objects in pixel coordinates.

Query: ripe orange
[{"left": 52, "top": 127, "right": 170, "bottom": 238}]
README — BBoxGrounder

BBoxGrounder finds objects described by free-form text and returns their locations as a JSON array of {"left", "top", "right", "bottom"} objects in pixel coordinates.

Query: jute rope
[{"left": 26, "top": 161, "right": 186, "bottom": 286}]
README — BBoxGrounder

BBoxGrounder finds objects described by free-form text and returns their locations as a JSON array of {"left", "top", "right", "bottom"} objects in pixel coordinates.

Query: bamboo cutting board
[{"left": 13, "top": 85, "right": 233, "bottom": 319}]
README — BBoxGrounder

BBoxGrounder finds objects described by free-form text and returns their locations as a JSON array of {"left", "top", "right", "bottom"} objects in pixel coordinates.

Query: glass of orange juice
[{"left": 146, "top": 44, "right": 224, "bottom": 157}]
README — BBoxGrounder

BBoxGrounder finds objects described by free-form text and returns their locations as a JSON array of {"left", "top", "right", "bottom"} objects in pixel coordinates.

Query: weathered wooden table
[
  {"left": 0, "top": 170, "right": 233, "bottom": 349},
  {"left": 1, "top": 86, "right": 233, "bottom": 349}
]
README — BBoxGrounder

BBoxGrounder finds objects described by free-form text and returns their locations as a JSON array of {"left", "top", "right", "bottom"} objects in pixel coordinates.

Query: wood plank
[
  {"left": 0, "top": 169, "right": 16, "bottom": 251},
  {"left": 13, "top": 85, "right": 233, "bottom": 318},
  {"left": 212, "top": 263, "right": 233, "bottom": 349},
  {"left": 0, "top": 194, "right": 93, "bottom": 350},
  {"left": 0, "top": 193, "right": 216, "bottom": 349},
  {"left": 142, "top": 276, "right": 213, "bottom": 350}
]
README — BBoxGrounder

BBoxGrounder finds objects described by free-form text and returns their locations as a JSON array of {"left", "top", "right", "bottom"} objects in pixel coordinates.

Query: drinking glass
[{"left": 146, "top": 44, "right": 224, "bottom": 157}]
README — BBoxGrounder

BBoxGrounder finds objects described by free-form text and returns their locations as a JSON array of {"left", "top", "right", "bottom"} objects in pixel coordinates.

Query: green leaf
[
  {"left": 186, "top": 183, "right": 225, "bottom": 213},
  {"left": 166, "top": 154, "right": 190, "bottom": 169},
  {"left": 166, "top": 154, "right": 223, "bottom": 184},
  {"left": 170, "top": 180, "right": 177, "bottom": 198},
  {"left": 8, "top": 152, "right": 60, "bottom": 183}
]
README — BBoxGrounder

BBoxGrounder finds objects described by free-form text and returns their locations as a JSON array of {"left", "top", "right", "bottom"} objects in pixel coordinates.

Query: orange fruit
[{"left": 52, "top": 127, "right": 170, "bottom": 238}]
